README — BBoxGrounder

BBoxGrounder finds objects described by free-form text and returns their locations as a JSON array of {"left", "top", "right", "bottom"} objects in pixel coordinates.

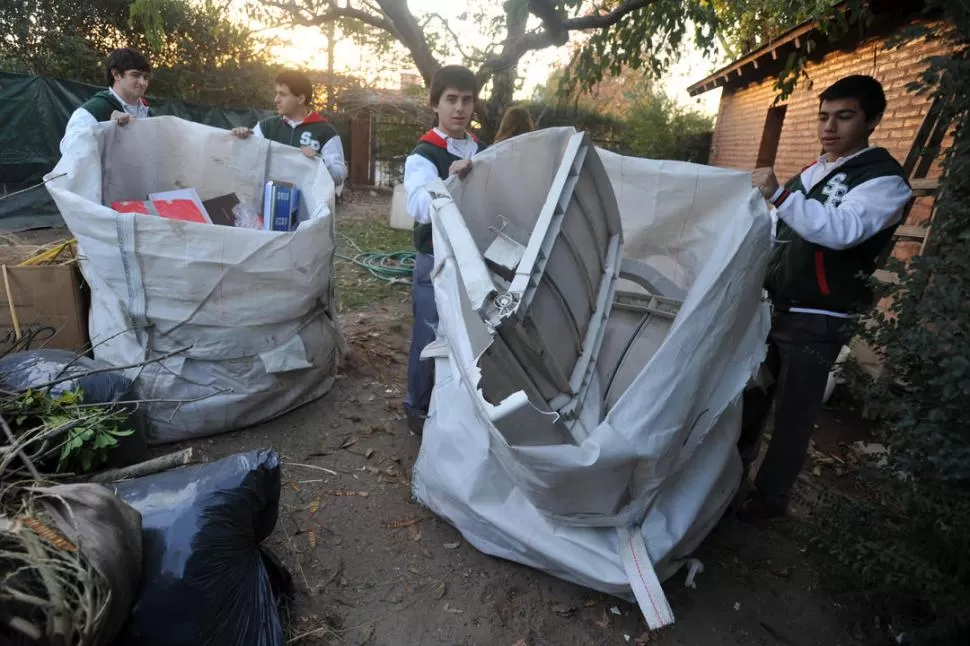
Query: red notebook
[{"left": 112, "top": 199, "right": 210, "bottom": 224}]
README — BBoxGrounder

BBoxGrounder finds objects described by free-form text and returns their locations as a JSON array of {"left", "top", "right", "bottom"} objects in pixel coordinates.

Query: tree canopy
[
  {"left": 0, "top": 0, "right": 282, "bottom": 107},
  {"left": 710, "top": 0, "right": 838, "bottom": 59},
  {"left": 1, "top": 0, "right": 868, "bottom": 126},
  {"left": 254, "top": 0, "right": 867, "bottom": 136}
]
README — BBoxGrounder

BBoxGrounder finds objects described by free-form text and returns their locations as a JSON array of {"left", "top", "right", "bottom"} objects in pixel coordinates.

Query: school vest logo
[
  {"left": 821, "top": 173, "right": 849, "bottom": 207},
  {"left": 299, "top": 131, "right": 321, "bottom": 151}
]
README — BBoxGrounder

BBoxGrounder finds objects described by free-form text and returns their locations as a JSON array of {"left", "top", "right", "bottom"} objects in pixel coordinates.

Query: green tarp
[{"left": 0, "top": 72, "right": 349, "bottom": 230}]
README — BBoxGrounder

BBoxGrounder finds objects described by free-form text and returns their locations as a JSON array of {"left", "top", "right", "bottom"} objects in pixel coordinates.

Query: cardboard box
[{"left": 0, "top": 263, "right": 89, "bottom": 353}]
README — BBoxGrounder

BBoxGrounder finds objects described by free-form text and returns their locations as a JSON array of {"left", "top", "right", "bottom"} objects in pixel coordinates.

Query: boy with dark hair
[
  {"left": 403, "top": 64, "right": 487, "bottom": 435},
  {"left": 232, "top": 70, "right": 346, "bottom": 187},
  {"left": 737, "top": 74, "right": 913, "bottom": 521},
  {"left": 60, "top": 48, "right": 152, "bottom": 152}
]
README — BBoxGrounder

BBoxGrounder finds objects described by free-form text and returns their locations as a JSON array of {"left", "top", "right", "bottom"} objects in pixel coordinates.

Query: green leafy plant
[{"left": 2, "top": 388, "right": 132, "bottom": 475}]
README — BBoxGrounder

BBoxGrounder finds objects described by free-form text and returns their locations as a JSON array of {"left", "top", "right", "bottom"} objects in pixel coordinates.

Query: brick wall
[{"left": 709, "top": 21, "right": 951, "bottom": 183}]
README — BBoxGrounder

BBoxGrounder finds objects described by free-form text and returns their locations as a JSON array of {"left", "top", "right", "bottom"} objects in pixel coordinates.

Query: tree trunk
[
  {"left": 481, "top": 67, "right": 516, "bottom": 142},
  {"left": 478, "top": 3, "right": 529, "bottom": 142},
  {"left": 377, "top": 0, "right": 442, "bottom": 83}
]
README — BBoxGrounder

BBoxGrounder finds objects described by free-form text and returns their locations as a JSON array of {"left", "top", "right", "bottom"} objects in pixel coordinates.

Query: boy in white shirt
[
  {"left": 738, "top": 75, "right": 913, "bottom": 521},
  {"left": 402, "top": 65, "right": 487, "bottom": 436},
  {"left": 60, "top": 48, "right": 152, "bottom": 154},
  {"left": 231, "top": 71, "right": 346, "bottom": 188}
]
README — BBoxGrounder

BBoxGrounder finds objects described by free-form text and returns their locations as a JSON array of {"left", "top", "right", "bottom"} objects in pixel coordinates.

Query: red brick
[
  {"left": 893, "top": 107, "right": 922, "bottom": 119},
  {"left": 892, "top": 241, "right": 922, "bottom": 263},
  {"left": 905, "top": 198, "right": 935, "bottom": 226}
]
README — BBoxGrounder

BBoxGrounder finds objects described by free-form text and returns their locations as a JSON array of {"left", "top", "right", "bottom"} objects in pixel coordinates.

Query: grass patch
[{"left": 334, "top": 219, "right": 413, "bottom": 311}]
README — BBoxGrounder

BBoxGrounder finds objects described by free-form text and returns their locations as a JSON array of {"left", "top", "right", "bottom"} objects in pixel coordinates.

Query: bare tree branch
[
  {"left": 26, "top": 346, "right": 194, "bottom": 392},
  {"left": 264, "top": 1, "right": 397, "bottom": 33},
  {"left": 479, "top": 30, "right": 554, "bottom": 77},
  {"left": 527, "top": 0, "right": 571, "bottom": 44},
  {"left": 1, "top": 414, "right": 41, "bottom": 480},
  {"left": 480, "top": 0, "right": 658, "bottom": 77},
  {"left": 562, "top": 0, "right": 657, "bottom": 29},
  {"left": 374, "top": 0, "right": 441, "bottom": 83},
  {"left": 478, "top": 5, "right": 529, "bottom": 89},
  {"left": 529, "top": 0, "right": 658, "bottom": 35},
  {"left": 423, "top": 12, "right": 483, "bottom": 64},
  {"left": 359, "top": 0, "right": 384, "bottom": 15}
]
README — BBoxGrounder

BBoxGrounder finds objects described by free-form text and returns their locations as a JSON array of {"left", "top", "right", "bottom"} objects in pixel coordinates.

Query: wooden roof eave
[{"left": 687, "top": 20, "right": 821, "bottom": 96}]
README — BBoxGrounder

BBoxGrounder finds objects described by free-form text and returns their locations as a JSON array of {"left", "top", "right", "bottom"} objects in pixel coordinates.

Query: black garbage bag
[
  {"left": 0, "top": 484, "right": 142, "bottom": 646},
  {"left": 0, "top": 349, "right": 149, "bottom": 469},
  {"left": 0, "top": 349, "right": 131, "bottom": 403},
  {"left": 112, "top": 449, "right": 293, "bottom": 646}
]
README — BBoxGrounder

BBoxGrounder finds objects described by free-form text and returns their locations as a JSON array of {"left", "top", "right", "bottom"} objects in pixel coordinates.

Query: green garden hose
[
  {"left": 337, "top": 231, "right": 415, "bottom": 282},
  {"left": 347, "top": 250, "right": 415, "bottom": 281}
]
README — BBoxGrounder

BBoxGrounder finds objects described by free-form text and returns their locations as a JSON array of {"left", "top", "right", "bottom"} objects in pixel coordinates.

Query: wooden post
[{"left": 349, "top": 109, "right": 373, "bottom": 186}]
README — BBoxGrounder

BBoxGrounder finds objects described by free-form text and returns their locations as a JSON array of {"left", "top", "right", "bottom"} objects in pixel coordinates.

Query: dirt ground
[
  {"left": 18, "top": 193, "right": 872, "bottom": 645},
  {"left": 194, "top": 316, "right": 866, "bottom": 646},
  {"left": 195, "top": 307, "right": 866, "bottom": 646}
]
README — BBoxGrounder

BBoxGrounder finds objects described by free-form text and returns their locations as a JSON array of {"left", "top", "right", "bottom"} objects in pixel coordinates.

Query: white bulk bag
[
  {"left": 46, "top": 116, "right": 344, "bottom": 442},
  {"left": 412, "top": 128, "right": 771, "bottom": 629}
]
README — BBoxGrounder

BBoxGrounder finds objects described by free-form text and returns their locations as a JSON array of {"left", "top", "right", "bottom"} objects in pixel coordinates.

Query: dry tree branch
[
  {"left": 87, "top": 448, "right": 197, "bottom": 483},
  {"left": 264, "top": 0, "right": 398, "bottom": 33},
  {"left": 49, "top": 322, "right": 155, "bottom": 383},
  {"left": 26, "top": 345, "right": 193, "bottom": 392},
  {"left": 0, "top": 415, "right": 40, "bottom": 480}
]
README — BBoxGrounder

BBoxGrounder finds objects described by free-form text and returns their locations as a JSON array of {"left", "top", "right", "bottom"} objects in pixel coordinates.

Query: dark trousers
[
  {"left": 405, "top": 253, "right": 437, "bottom": 415},
  {"left": 737, "top": 311, "right": 853, "bottom": 506}
]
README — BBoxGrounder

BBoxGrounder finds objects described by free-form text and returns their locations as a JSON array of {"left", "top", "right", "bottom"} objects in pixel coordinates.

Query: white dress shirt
[
  {"left": 60, "top": 87, "right": 150, "bottom": 154},
  {"left": 403, "top": 128, "right": 480, "bottom": 224}
]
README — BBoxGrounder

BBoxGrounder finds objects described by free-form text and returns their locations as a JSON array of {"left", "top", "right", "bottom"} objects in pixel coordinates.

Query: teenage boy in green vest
[
  {"left": 231, "top": 70, "right": 346, "bottom": 187},
  {"left": 60, "top": 48, "right": 152, "bottom": 154},
  {"left": 403, "top": 65, "right": 487, "bottom": 436},
  {"left": 737, "top": 75, "right": 913, "bottom": 521}
]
